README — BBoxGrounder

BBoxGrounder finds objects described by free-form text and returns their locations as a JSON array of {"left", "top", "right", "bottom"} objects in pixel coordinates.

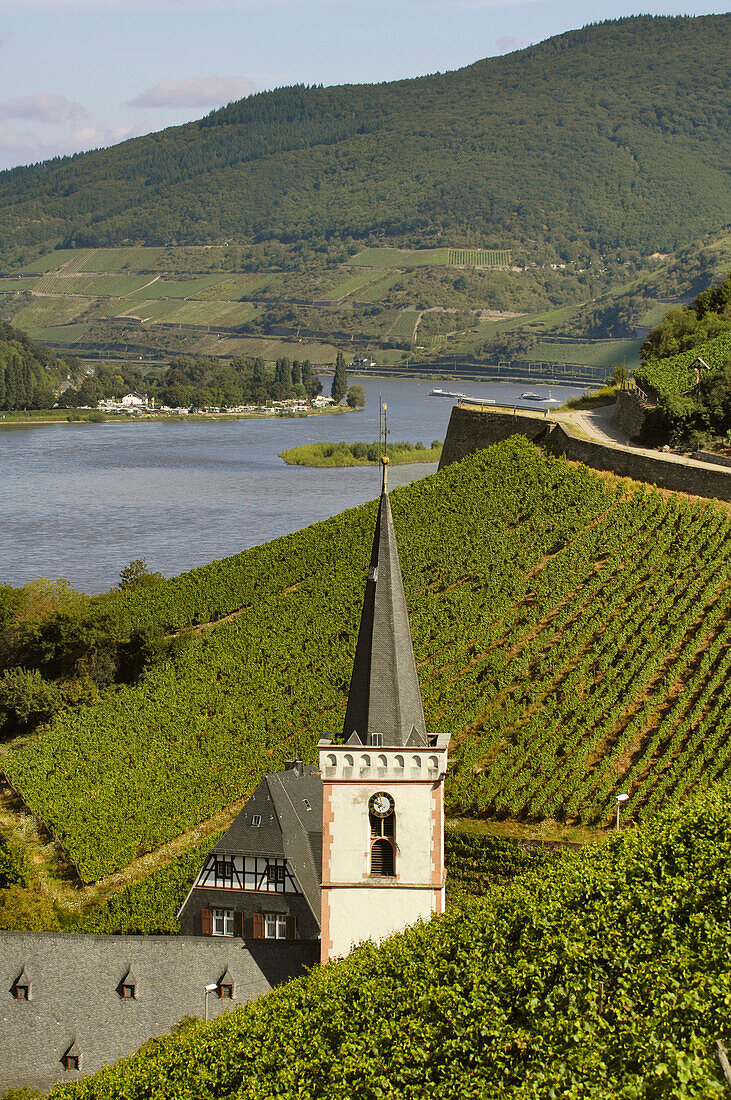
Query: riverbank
[
  {"left": 280, "top": 440, "right": 443, "bottom": 467},
  {"left": 0, "top": 406, "right": 353, "bottom": 429}
]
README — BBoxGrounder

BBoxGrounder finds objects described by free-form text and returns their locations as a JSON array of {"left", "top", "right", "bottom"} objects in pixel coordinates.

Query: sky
[{"left": 0, "top": 0, "right": 727, "bottom": 172}]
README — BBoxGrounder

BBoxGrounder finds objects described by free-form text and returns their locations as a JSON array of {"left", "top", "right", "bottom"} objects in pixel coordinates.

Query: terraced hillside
[
  {"left": 4, "top": 438, "right": 731, "bottom": 883},
  {"left": 1, "top": 235, "right": 729, "bottom": 376}
]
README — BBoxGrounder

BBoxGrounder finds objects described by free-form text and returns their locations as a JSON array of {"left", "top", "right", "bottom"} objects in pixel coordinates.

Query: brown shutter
[
  {"left": 286, "top": 915, "right": 297, "bottom": 941},
  {"left": 201, "top": 908, "right": 212, "bottom": 936},
  {"left": 252, "top": 912, "right": 264, "bottom": 940},
  {"left": 234, "top": 910, "right": 244, "bottom": 938}
]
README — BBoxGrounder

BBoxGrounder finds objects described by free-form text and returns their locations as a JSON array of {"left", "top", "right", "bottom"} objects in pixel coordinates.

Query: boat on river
[
  {"left": 428, "top": 388, "right": 468, "bottom": 399},
  {"left": 521, "top": 389, "right": 560, "bottom": 403}
]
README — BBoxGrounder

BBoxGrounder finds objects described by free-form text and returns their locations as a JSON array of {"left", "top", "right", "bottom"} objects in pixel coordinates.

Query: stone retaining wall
[
  {"left": 612, "top": 390, "right": 654, "bottom": 441},
  {"left": 439, "top": 405, "right": 731, "bottom": 502}
]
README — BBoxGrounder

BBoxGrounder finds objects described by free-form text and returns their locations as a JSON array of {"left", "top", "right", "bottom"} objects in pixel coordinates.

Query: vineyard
[
  {"left": 447, "top": 248, "right": 511, "bottom": 267},
  {"left": 47, "top": 782, "right": 731, "bottom": 1098},
  {"left": 635, "top": 328, "right": 731, "bottom": 397},
  {"left": 6, "top": 437, "right": 731, "bottom": 882}
]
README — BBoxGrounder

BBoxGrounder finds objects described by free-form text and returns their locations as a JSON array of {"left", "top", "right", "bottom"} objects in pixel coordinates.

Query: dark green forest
[
  {"left": 0, "top": 15, "right": 728, "bottom": 267},
  {"left": 0, "top": 321, "right": 78, "bottom": 410}
]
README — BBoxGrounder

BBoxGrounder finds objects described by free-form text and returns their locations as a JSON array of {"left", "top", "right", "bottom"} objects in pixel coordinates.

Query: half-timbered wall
[{"left": 196, "top": 855, "right": 300, "bottom": 894}]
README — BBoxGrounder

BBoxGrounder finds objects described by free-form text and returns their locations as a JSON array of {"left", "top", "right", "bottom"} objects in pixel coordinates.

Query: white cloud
[
  {"left": 495, "top": 34, "right": 526, "bottom": 51},
  {"left": 128, "top": 75, "right": 256, "bottom": 109},
  {"left": 0, "top": 118, "right": 142, "bottom": 171},
  {"left": 0, "top": 92, "right": 87, "bottom": 125}
]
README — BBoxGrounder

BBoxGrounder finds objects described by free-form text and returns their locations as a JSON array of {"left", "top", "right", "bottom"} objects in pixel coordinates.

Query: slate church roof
[{"left": 342, "top": 472, "right": 428, "bottom": 747}]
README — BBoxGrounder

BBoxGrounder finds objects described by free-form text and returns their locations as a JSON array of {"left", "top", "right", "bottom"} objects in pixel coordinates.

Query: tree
[
  {"left": 301, "top": 360, "right": 321, "bottom": 399},
  {"left": 0, "top": 667, "right": 63, "bottom": 735},
  {"left": 331, "top": 352, "right": 348, "bottom": 403},
  {"left": 118, "top": 559, "right": 163, "bottom": 591},
  {"left": 346, "top": 383, "right": 366, "bottom": 408}
]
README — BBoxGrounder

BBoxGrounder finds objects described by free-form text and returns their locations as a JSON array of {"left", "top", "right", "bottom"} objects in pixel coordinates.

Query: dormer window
[
  {"left": 371, "top": 733, "right": 383, "bottom": 747},
  {"left": 218, "top": 969, "right": 234, "bottom": 999},
  {"left": 118, "top": 969, "right": 137, "bottom": 1000},
  {"left": 62, "top": 1042, "right": 81, "bottom": 1071},
  {"left": 12, "top": 970, "right": 30, "bottom": 1001},
  {"left": 251, "top": 815, "right": 261, "bottom": 827},
  {"left": 302, "top": 798, "right": 311, "bottom": 810}
]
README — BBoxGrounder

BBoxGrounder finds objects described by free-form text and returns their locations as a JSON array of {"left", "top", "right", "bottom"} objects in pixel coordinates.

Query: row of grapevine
[
  {"left": 6, "top": 437, "right": 731, "bottom": 880},
  {"left": 447, "top": 248, "right": 511, "bottom": 267}
]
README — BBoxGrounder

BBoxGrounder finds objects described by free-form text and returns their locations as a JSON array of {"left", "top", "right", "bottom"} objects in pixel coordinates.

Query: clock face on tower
[{"left": 369, "top": 792, "right": 394, "bottom": 818}]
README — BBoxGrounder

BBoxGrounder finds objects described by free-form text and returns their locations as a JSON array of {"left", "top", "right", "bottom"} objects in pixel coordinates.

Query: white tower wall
[{"left": 319, "top": 738, "right": 449, "bottom": 962}]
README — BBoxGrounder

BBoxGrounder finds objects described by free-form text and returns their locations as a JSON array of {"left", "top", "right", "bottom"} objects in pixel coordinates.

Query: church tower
[{"left": 318, "top": 461, "right": 450, "bottom": 963}]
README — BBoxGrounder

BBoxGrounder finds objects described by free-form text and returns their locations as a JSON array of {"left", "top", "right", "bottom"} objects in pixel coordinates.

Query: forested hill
[
  {"left": 0, "top": 321, "right": 75, "bottom": 410},
  {"left": 1, "top": 15, "right": 729, "bottom": 266}
]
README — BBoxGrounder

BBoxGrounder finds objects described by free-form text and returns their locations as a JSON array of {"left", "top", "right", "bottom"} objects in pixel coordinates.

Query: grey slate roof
[
  {"left": 212, "top": 764, "right": 323, "bottom": 920},
  {"left": 342, "top": 489, "right": 428, "bottom": 747},
  {"left": 1, "top": 931, "right": 316, "bottom": 1091}
]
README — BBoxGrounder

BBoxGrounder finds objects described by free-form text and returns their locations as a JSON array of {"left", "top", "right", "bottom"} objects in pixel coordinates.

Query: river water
[{"left": 0, "top": 377, "right": 588, "bottom": 593}]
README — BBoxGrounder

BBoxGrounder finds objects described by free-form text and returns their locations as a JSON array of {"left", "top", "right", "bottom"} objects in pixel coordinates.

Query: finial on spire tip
[{"left": 381, "top": 454, "right": 389, "bottom": 493}]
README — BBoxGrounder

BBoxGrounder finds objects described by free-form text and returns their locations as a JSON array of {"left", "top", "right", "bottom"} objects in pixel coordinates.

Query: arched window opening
[{"left": 369, "top": 803, "right": 395, "bottom": 876}]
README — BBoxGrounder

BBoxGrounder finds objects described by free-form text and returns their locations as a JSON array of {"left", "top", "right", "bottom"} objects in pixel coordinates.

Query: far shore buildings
[{"left": 2, "top": 458, "right": 450, "bottom": 1089}]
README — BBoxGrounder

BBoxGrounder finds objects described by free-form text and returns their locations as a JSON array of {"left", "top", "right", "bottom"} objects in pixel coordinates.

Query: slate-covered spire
[{"left": 342, "top": 459, "right": 427, "bottom": 747}]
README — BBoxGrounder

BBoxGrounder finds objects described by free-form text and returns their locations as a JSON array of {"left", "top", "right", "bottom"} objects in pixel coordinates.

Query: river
[{"left": 0, "top": 377, "right": 588, "bottom": 593}]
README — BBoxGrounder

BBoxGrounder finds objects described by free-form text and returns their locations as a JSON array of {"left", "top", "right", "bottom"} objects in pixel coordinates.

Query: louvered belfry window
[{"left": 369, "top": 811, "right": 395, "bottom": 876}]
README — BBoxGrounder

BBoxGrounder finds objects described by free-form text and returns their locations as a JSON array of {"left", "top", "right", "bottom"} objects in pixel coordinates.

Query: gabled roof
[
  {"left": 210, "top": 763, "right": 323, "bottom": 921},
  {"left": 213, "top": 777, "right": 285, "bottom": 858},
  {"left": 342, "top": 485, "right": 427, "bottom": 747}
]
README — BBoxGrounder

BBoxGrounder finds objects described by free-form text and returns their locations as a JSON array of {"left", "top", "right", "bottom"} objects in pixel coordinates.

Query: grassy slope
[
  {"left": 6, "top": 439, "right": 731, "bottom": 883},
  {"left": 48, "top": 782, "right": 731, "bottom": 1099}
]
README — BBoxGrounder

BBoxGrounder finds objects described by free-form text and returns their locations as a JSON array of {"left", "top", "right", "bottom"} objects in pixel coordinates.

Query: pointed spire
[{"left": 342, "top": 474, "right": 427, "bottom": 747}]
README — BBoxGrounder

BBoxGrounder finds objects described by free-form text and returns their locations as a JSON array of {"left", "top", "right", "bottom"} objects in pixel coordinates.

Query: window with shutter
[
  {"left": 370, "top": 838, "right": 395, "bottom": 876},
  {"left": 212, "top": 909, "right": 234, "bottom": 936},
  {"left": 234, "top": 910, "right": 244, "bottom": 938},
  {"left": 252, "top": 912, "right": 264, "bottom": 939},
  {"left": 201, "top": 908, "right": 212, "bottom": 935},
  {"left": 286, "top": 914, "right": 297, "bottom": 940}
]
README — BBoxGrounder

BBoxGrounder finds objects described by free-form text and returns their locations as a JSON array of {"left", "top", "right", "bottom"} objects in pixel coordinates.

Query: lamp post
[
  {"left": 615, "top": 793, "right": 629, "bottom": 832},
  {"left": 204, "top": 983, "right": 218, "bottom": 1022}
]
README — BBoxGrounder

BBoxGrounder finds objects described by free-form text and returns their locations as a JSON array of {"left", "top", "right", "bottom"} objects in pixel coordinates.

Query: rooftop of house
[{"left": 211, "top": 761, "right": 323, "bottom": 918}]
